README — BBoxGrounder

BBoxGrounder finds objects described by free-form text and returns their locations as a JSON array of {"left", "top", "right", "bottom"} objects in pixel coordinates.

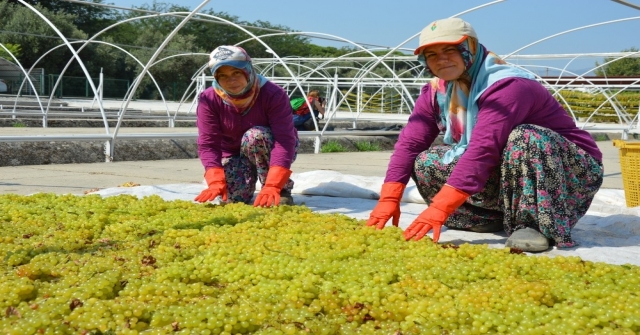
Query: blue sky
[{"left": 106, "top": 0, "right": 640, "bottom": 74}]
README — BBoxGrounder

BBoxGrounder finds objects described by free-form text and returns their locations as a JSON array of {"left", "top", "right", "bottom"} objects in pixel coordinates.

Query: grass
[
  {"left": 593, "top": 133, "right": 609, "bottom": 141},
  {"left": 12, "top": 121, "right": 27, "bottom": 128},
  {"left": 321, "top": 140, "right": 384, "bottom": 153},
  {"left": 354, "top": 141, "right": 381, "bottom": 151},
  {"left": 320, "top": 140, "right": 347, "bottom": 153}
]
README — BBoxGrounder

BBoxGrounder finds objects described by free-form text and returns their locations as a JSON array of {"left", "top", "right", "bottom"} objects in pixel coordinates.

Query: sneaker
[
  {"left": 279, "top": 190, "right": 294, "bottom": 206},
  {"left": 505, "top": 228, "right": 551, "bottom": 252}
]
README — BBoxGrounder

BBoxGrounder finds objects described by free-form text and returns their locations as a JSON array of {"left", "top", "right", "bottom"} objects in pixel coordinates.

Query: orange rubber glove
[
  {"left": 366, "top": 182, "right": 406, "bottom": 229},
  {"left": 253, "top": 166, "right": 292, "bottom": 207},
  {"left": 194, "top": 167, "right": 228, "bottom": 203},
  {"left": 404, "top": 184, "right": 469, "bottom": 242}
]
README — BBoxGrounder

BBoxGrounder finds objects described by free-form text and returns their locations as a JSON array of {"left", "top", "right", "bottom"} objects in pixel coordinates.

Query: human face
[
  {"left": 423, "top": 43, "right": 465, "bottom": 81},
  {"left": 215, "top": 65, "right": 248, "bottom": 94}
]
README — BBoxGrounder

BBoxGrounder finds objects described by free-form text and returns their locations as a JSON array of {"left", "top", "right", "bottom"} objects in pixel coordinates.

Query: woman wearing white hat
[
  {"left": 367, "top": 18, "right": 603, "bottom": 252},
  {"left": 195, "top": 45, "right": 298, "bottom": 207}
]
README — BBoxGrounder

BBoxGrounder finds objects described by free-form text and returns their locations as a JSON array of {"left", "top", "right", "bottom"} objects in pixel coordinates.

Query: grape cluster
[{"left": 1, "top": 193, "right": 639, "bottom": 334}]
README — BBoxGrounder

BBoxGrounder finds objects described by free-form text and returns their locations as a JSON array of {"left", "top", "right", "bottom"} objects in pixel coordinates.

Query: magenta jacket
[
  {"left": 196, "top": 81, "right": 298, "bottom": 170},
  {"left": 385, "top": 77, "right": 602, "bottom": 195}
]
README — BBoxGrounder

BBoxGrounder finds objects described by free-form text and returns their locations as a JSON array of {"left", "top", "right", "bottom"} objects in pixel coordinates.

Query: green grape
[{"left": 1, "top": 194, "right": 640, "bottom": 334}]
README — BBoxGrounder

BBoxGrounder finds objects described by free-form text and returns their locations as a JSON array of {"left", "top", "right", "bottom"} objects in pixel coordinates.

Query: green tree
[
  {"left": 238, "top": 20, "right": 310, "bottom": 58},
  {"left": 79, "top": 36, "right": 130, "bottom": 80},
  {"left": 124, "top": 27, "right": 207, "bottom": 100},
  {"left": 0, "top": 43, "right": 22, "bottom": 62},
  {"left": 121, "top": 3, "right": 249, "bottom": 53},
  {"left": 595, "top": 48, "right": 640, "bottom": 76},
  {"left": 0, "top": 1, "right": 87, "bottom": 75},
  {"left": 124, "top": 3, "right": 317, "bottom": 58},
  {"left": 114, "top": 3, "right": 319, "bottom": 99},
  {"left": 1, "top": 0, "right": 380, "bottom": 100},
  {"left": 5, "top": 0, "right": 116, "bottom": 36}
]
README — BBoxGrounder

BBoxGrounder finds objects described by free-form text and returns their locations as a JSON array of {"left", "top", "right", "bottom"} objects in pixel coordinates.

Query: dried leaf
[
  {"left": 141, "top": 255, "right": 156, "bottom": 266},
  {"left": 69, "top": 298, "right": 83, "bottom": 311},
  {"left": 6, "top": 306, "right": 21, "bottom": 318},
  {"left": 119, "top": 182, "right": 140, "bottom": 187},
  {"left": 509, "top": 248, "right": 525, "bottom": 254}
]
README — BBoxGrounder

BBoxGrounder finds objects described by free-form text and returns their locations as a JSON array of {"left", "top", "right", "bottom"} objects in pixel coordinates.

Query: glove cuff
[
  {"left": 430, "top": 184, "right": 469, "bottom": 215},
  {"left": 204, "top": 167, "right": 225, "bottom": 187},
  {"left": 265, "top": 166, "right": 292, "bottom": 189},
  {"left": 379, "top": 182, "right": 406, "bottom": 202}
]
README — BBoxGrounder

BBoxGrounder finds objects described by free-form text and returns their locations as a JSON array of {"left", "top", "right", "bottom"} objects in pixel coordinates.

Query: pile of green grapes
[{"left": 1, "top": 194, "right": 639, "bottom": 335}]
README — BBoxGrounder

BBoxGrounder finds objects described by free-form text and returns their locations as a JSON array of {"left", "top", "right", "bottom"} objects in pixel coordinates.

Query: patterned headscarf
[
  {"left": 422, "top": 38, "right": 535, "bottom": 163},
  {"left": 208, "top": 46, "right": 267, "bottom": 115}
]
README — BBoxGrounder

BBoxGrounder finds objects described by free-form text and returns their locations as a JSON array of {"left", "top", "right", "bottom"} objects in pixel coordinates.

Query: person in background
[
  {"left": 293, "top": 90, "right": 325, "bottom": 130},
  {"left": 318, "top": 94, "right": 327, "bottom": 111},
  {"left": 309, "top": 90, "right": 326, "bottom": 120},
  {"left": 366, "top": 18, "right": 603, "bottom": 252},
  {"left": 194, "top": 45, "right": 298, "bottom": 207}
]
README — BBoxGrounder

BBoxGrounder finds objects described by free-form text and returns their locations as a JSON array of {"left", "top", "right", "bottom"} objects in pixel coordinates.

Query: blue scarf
[{"left": 430, "top": 39, "right": 535, "bottom": 163}]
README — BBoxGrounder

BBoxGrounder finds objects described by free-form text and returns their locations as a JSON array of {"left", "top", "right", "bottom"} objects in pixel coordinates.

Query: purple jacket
[
  {"left": 196, "top": 81, "right": 298, "bottom": 170},
  {"left": 385, "top": 77, "right": 602, "bottom": 195}
]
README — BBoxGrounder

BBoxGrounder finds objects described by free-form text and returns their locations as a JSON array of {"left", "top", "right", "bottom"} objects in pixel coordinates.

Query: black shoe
[
  {"left": 505, "top": 228, "right": 551, "bottom": 252},
  {"left": 448, "top": 221, "right": 503, "bottom": 233},
  {"left": 468, "top": 221, "right": 503, "bottom": 233},
  {"left": 279, "top": 190, "right": 294, "bottom": 205},
  {"left": 302, "top": 119, "right": 315, "bottom": 131}
]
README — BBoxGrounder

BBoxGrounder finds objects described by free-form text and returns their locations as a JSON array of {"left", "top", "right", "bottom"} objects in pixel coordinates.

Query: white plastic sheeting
[{"left": 95, "top": 170, "right": 640, "bottom": 267}]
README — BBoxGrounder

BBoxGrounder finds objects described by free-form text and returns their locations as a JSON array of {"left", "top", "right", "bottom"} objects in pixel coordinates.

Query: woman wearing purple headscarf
[{"left": 195, "top": 45, "right": 298, "bottom": 207}]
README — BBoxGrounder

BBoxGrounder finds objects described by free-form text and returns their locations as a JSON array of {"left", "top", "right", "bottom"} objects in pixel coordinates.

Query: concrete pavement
[
  {"left": 0, "top": 97, "right": 630, "bottom": 194},
  {"left": 0, "top": 140, "right": 626, "bottom": 196}
]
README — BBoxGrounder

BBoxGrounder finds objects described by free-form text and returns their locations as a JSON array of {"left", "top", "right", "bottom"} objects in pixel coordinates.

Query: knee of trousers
[{"left": 241, "top": 126, "right": 273, "bottom": 150}]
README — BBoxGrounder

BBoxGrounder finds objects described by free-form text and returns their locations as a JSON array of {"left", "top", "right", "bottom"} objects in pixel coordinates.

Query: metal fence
[
  {"left": 47, "top": 74, "right": 130, "bottom": 99},
  {"left": 1, "top": 2, "right": 639, "bottom": 161}
]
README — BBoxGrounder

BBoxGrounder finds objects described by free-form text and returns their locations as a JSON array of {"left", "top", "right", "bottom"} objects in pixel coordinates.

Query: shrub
[
  {"left": 321, "top": 140, "right": 347, "bottom": 153},
  {"left": 354, "top": 141, "right": 381, "bottom": 151}
]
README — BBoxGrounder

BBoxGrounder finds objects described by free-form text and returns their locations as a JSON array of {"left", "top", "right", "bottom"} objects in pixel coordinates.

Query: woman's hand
[
  {"left": 253, "top": 166, "right": 292, "bottom": 207},
  {"left": 194, "top": 168, "right": 228, "bottom": 203},
  {"left": 366, "top": 182, "right": 406, "bottom": 229},
  {"left": 403, "top": 206, "right": 447, "bottom": 241},
  {"left": 404, "top": 184, "right": 469, "bottom": 242}
]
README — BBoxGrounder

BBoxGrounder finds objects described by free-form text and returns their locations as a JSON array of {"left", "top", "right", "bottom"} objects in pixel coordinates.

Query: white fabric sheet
[{"left": 94, "top": 171, "right": 640, "bottom": 267}]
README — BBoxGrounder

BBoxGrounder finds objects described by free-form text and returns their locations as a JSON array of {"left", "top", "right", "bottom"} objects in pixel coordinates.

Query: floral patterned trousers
[
  {"left": 222, "top": 126, "right": 298, "bottom": 204},
  {"left": 412, "top": 124, "right": 603, "bottom": 248}
]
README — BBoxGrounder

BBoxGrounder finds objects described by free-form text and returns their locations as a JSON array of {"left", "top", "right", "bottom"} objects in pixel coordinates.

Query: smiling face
[
  {"left": 423, "top": 43, "right": 466, "bottom": 81},
  {"left": 214, "top": 65, "right": 249, "bottom": 94}
]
